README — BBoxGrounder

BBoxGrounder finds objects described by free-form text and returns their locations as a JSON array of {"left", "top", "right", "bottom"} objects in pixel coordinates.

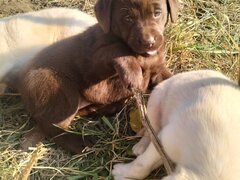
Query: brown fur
[{"left": 13, "top": 0, "right": 179, "bottom": 153}]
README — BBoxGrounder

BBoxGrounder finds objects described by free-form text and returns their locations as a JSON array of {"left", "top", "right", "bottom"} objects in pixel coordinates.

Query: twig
[{"left": 132, "top": 89, "right": 173, "bottom": 175}]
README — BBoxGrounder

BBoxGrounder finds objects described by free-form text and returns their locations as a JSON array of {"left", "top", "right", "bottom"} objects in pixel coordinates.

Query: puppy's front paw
[
  {"left": 132, "top": 136, "right": 150, "bottom": 156},
  {"left": 114, "top": 59, "right": 144, "bottom": 91},
  {"left": 112, "top": 163, "right": 131, "bottom": 180},
  {"left": 122, "top": 69, "right": 143, "bottom": 91},
  {"left": 112, "top": 161, "right": 149, "bottom": 180}
]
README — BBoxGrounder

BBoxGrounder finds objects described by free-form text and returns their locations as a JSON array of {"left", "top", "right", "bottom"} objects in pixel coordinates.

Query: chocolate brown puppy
[{"left": 14, "top": 0, "right": 179, "bottom": 153}]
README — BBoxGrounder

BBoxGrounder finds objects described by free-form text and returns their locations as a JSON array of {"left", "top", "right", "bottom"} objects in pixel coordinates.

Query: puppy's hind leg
[
  {"left": 113, "top": 141, "right": 163, "bottom": 180},
  {"left": 20, "top": 127, "right": 45, "bottom": 151},
  {"left": 35, "top": 92, "right": 95, "bottom": 154},
  {"left": 37, "top": 110, "right": 94, "bottom": 154},
  {"left": 113, "top": 123, "right": 176, "bottom": 180},
  {"left": 21, "top": 70, "right": 94, "bottom": 153}
]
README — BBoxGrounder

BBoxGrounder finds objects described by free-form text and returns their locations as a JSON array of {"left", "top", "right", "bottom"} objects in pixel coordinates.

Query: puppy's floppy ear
[
  {"left": 94, "top": 0, "right": 113, "bottom": 33},
  {"left": 167, "top": 0, "right": 179, "bottom": 23}
]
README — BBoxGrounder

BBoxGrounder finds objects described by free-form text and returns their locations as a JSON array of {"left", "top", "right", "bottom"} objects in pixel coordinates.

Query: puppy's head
[{"left": 95, "top": 0, "right": 179, "bottom": 56}]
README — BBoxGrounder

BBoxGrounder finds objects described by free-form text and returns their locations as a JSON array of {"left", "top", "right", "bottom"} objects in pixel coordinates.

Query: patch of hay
[{"left": 0, "top": 0, "right": 239, "bottom": 179}]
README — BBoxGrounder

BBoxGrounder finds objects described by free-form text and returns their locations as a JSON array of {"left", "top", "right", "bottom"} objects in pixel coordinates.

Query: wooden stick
[{"left": 133, "top": 90, "right": 173, "bottom": 175}]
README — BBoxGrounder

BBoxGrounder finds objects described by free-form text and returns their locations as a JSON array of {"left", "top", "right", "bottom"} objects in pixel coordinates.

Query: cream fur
[
  {"left": 112, "top": 70, "right": 240, "bottom": 180},
  {"left": 0, "top": 7, "right": 96, "bottom": 83}
]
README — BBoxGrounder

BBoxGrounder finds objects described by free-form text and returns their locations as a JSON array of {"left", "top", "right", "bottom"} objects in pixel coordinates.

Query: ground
[{"left": 0, "top": 0, "right": 239, "bottom": 179}]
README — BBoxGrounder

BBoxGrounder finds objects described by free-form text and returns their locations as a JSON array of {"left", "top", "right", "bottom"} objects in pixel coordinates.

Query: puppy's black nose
[{"left": 138, "top": 36, "right": 156, "bottom": 49}]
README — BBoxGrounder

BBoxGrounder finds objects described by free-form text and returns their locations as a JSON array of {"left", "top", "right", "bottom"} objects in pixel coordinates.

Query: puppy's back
[{"left": 150, "top": 70, "right": 240, "bottom": 179}]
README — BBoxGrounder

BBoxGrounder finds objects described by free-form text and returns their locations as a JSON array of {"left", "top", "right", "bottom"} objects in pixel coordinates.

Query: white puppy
[
  {"left": 113, "top": 70, "right": 240, "bottom": 180},
  {"left": 0, "top": 7, "right": 96, "bottom": 85}
]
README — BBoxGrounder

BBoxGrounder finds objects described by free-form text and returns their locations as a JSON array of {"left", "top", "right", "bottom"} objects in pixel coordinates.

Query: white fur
[
  {"left": 112, "top": 70, "right": 240, "bottom": 180},
  {"left": 0, "top": 7, "right": 96, "bottom": 82}
]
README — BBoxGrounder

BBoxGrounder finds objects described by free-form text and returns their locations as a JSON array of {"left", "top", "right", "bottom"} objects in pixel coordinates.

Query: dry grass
[{"left": 0, "top": 0, "right": 239, "bottom": 179}]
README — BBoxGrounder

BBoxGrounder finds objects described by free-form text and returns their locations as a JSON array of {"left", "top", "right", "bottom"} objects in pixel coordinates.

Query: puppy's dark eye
[
  {"left": 125, "top": 15, "right": 134, "bottom": 23},
  {"left": 154, "top": 9, "right": 162, "bottom": 18}
]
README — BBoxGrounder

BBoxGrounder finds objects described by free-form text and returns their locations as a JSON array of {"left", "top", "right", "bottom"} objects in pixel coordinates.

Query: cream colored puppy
[
  {"left": 0, "top": 7, "right": 96, "bottom": 86},
  {"left": 113, "top": 70, "right": 240, "bottom": 180}
]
